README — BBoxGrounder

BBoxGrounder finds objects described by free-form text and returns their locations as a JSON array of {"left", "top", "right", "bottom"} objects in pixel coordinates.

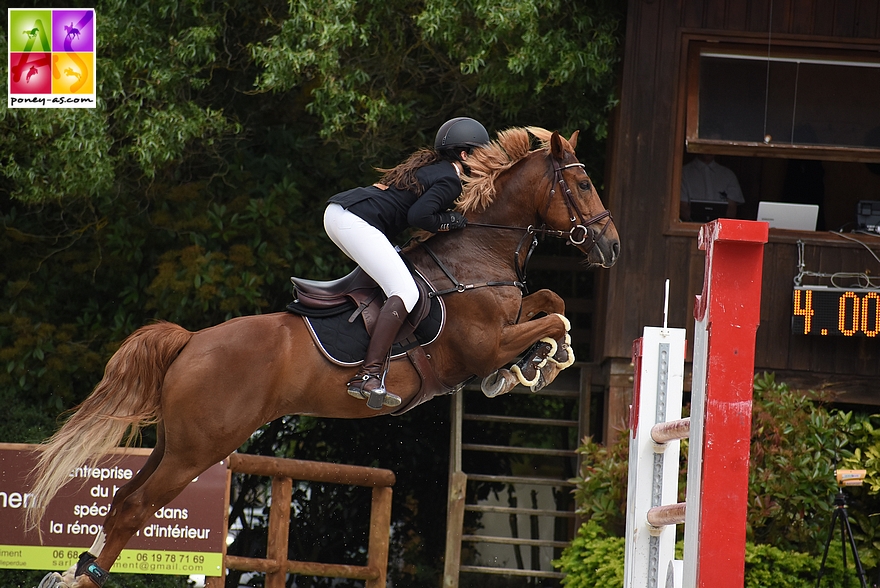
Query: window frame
[
  {"left": 684, "top": 38, "right": 880, "bottom": 163},
  {"left": 669, "top": 32, "right": 880, "bottom": 240}
]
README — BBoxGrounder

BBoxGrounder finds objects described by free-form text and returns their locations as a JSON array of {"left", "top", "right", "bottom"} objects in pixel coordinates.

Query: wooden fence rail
[{"left": 208, "top": 453, "right": 395, "bottom": 588}]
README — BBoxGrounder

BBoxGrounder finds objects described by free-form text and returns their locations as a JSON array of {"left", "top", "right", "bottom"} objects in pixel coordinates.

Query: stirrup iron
[{"left": 346, "top": 360, "right": 401, "bottom": 409}]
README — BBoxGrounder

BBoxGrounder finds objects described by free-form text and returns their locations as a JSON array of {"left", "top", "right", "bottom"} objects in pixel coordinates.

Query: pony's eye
[{"left": 579, "top": 180, "right": 592, "bottom": 191}]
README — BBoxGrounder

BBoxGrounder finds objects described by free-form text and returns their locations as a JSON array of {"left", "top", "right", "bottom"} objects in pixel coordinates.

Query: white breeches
[{"left": 324, "top": 203, "right": 419, "bottom": 312}]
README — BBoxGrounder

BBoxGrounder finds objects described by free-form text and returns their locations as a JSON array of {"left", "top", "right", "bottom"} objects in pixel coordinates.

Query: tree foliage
[
  {"left": 1, "top": 0, "right": 239, "bottom": 204},
  {"left": 252, "top": 0, "right": 623, "bottom": 157}
]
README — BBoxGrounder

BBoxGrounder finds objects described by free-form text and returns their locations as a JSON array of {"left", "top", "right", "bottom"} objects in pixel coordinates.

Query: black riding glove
[{"left": 437, "top": 211, "right": 468, "bottom": 231}]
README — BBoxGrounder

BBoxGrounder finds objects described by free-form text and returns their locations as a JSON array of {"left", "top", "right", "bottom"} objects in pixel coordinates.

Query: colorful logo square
[
  {"left": 7, "top": 8, "right": 96, "bottom": 108},
  {"left": 9, "top": 52, "right": 52, "bottom": 93},
  {"left": 9, "top": 9, "right": 52, "bottom": 52},
  {"left": 52, "top": 52, "right": 95, "bottom": 94},
  {"left": 52, "top": 10, "right": 95, "bottom": 52}
]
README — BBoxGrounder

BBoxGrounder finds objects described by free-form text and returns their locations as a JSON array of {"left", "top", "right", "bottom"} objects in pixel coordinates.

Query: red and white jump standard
[{"left": 624, "top": 219, "right": 768, "bottom": 588}]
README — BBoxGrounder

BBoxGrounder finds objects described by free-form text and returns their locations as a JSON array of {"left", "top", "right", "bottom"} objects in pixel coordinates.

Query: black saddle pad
[{"left": 286, "top": 275, "right": 444, "bottom": 366}]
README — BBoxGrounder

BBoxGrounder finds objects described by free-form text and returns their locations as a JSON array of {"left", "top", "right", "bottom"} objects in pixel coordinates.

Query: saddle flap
[{"left": 290, "top": 264, "right": 432, "bottom": 340}]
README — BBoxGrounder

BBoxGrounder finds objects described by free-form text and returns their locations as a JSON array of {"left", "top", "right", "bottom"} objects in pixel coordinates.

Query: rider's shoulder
[{"left": 417, "top": 161, "right": 459, "bottom": 182}]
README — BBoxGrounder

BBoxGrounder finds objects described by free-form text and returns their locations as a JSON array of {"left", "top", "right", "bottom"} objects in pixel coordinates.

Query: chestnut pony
[{"left": 29, "top": 127, "right": 619, "bottom": 588}]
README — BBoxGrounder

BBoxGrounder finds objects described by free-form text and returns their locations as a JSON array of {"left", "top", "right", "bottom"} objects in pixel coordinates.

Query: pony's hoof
[
  {"left": 481, "top": 369, "right": 519, "bottom": 398},
  {"left": 37, "top": 572, "right": 65, "bottom": 588}
]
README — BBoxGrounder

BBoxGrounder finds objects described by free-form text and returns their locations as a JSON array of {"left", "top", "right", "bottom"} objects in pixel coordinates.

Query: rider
[{"left": 324, "top": 117, "right": 491, "bottom": 409}]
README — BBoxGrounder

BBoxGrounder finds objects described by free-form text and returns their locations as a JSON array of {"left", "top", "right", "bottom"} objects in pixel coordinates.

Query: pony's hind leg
[
  {"left": 37, "top": 431, "right": 169, "bottom": 588},
  {"left": 88, "top": 454, "right": 208, "bottom": 583},
  {"left": 105, "top": 423, "right": 167, "bottom": 527}
]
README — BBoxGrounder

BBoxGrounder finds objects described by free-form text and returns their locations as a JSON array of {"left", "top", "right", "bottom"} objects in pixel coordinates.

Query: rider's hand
[{"left": 437, "top": 211, "right": 468, "bottom": 231}]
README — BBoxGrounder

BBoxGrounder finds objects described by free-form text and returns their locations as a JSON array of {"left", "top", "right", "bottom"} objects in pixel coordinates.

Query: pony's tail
[{"left": 25, "top": 321, "right": 193, "bottom": 535}]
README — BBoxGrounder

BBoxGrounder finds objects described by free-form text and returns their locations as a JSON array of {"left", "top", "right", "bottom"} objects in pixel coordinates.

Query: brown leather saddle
[{"left": 290, "top": 266, "right": 432, "bottom": 342}]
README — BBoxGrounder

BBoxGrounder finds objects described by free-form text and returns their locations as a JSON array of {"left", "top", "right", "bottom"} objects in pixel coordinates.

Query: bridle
[
  {"left": 466, "top": 156, "right": 613, "bottom": 285},
  {"left": 468, "top": 157, "right": 612, "bottom": 245},
  {"left": 418, "top": 154, "right": 614, "bottom": 297},
  {"left": 544, "top": 158, "right": 612, "bottom": 247}
]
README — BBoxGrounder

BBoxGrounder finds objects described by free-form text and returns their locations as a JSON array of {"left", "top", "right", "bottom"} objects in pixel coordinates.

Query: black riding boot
[{"left": 347, "top": 295, "right": 408, "bottom": 409}]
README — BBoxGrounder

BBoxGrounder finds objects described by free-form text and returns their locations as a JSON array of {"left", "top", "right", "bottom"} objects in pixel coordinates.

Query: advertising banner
[{"left": 0, "top": 443, "right": 227, "bottom": 577}]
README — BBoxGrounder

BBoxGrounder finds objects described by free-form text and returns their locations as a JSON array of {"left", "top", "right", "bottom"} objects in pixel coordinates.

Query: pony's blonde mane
[{"left": 457, "top": 126, "right": 574, "bottom": 214}]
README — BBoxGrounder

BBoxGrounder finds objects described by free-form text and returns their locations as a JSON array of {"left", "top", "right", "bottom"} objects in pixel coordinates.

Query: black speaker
[{"left": 856, "top": 200, "right": 880, "bottom": 231}]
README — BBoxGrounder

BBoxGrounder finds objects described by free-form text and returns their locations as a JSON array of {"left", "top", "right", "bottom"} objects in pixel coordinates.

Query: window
[{"left": 679, "top": 39, "right": 880, "bottom": 232}]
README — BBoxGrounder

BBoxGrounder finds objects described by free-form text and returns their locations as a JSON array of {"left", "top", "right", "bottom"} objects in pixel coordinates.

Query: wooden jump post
[{"left": 624, "top": 219, "right": 768, "bottom": 588}]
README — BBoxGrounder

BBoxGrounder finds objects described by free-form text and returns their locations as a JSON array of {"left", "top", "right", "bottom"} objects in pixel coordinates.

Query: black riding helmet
[{"left": 434, "top": 117, "right": 490, "bottom": 154}]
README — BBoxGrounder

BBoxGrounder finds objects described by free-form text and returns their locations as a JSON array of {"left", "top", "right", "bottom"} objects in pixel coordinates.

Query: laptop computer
[
  {"left": 689, "top": 200, "right": 728, "bottom": 223},
  {"left": 757, "top": 201, "right": 819, "bottom": 231}
]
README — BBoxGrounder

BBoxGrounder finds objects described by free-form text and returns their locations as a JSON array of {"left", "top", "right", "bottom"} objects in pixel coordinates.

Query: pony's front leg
[
  {"left": 509, "top": 315, "right": 573, "bottom": 388},
  {"left": 511, "top": 290, "right": 575, "bottom": 389},
  {"left": 519, "top": 289, "right": 565, "bottom": 321},
  {"left": 519, "top": 287, "right": 573, "bottom": 362},
  {"left": 481, "top": 312, "right": 570, "bottom": 392}
]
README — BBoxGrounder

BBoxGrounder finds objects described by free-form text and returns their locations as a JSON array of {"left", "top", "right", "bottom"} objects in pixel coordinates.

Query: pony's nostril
[{"left": 612, "top": 241, "right": 620, "bottom": 262}]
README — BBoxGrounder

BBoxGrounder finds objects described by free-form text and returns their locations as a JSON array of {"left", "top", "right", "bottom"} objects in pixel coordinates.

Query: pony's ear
[
  {"left": 568, "top": 130, "right": 579, "bottom": 150},
  {"left": 550, "top": 131, "right": 566, "bottom": 160}
]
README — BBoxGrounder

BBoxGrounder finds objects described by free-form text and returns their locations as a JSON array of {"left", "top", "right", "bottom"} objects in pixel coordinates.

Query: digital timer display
[{"left": 792, "top": 287, "right": 880, "bottom": 337}]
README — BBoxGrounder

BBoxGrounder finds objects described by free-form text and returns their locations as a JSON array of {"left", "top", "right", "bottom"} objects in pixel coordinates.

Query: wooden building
[
  {"left": 596, "top": 0, "right": 880, "bottom": 442},
  {"left": 443, "top": 3, "right": 880, "bottom": 583}
]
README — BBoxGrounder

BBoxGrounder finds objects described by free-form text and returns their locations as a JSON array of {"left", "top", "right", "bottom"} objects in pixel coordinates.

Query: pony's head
[{"left": 460, "top": 127, "right": 620, "bottom": 268}]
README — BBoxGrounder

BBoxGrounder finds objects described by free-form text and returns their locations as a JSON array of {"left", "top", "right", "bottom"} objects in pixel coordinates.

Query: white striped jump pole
[{"left": 623, "top": 324, "right": 687, "bottom": 588}]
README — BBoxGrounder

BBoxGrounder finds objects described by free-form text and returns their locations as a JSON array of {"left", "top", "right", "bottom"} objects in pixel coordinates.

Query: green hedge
[
  {"left": 555, "top": 520, "right": 860, "bottom": 588},
  {"left": 556, "top": 373, "right": 880, "bottom": 587}
]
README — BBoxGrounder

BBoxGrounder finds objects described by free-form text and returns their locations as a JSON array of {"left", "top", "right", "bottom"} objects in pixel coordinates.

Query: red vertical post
[
  {"left": 685, "top": 219, "right": 767, "bottom": 588},
  {"left": 629, "top": 337, "right": 643, "bottom": 438}
]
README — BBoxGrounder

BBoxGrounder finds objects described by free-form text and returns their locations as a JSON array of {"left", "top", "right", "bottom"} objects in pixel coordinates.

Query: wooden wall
[{"left": 596, "top": 0, "right": 880, "bottom": 422}]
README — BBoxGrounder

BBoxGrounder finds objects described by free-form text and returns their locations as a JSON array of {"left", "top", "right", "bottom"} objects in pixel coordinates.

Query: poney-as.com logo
[{"left": 8, "top": 8, "right": 96, "bottom": 108}]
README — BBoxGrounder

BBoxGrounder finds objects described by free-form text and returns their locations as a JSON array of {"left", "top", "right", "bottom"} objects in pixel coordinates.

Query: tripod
[{"left": 816, "top": 490, "right": 868, "bottom": 588}]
